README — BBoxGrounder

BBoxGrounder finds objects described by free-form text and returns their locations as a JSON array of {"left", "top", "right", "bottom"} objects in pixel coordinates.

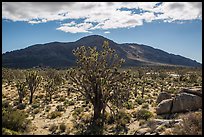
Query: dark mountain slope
[{"left": 2, "top": 35, "right": 201, "bottom": 68}]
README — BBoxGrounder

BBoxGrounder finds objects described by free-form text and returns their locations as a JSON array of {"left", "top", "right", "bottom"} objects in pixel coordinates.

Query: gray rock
[
  {"left": 156, "top": 99, "right": 173, "bottom": 115},
  {"left": 156, "top": 92, "right": 172, "bottom": 104},
  {"left": 156, "top": 91, "right": 202, "bottom": 115},
  {"left": 144, "top": 132, "right": 151, "bottom": 135},
  {"left": 171, "top": 93, "right": 202, "bottom": 113},
  {"left": 149, "top": 119, "right": 182, "bottom": 127},
  {"left": 135, "top": 128, "right": 151, "bottom": 135},
  {"left": 150, "top": 132, "right": 158, "bottom": 135},
  {"left": 180, "top": 88, "right": 202, "bottom": 97}
]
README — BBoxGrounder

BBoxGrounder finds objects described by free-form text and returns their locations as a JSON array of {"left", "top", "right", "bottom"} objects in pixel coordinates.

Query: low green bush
[
  {"left": 2, "top": 128, "right": 20, "bottom": 135},
  {"left": 17, "top": 103, "right": 26, "bottom": 110},
  {"left": 49, "top": 124, "right": 58, "bottom": 133},
  {"left": 64, "top": 99, "right": 75, "bottom": 106},
  {"left": 124, "top": 101, "right": 134, "bottom": 109},
  {"left": 116, "top": 110, "right": 131, "bottom": 126},
  {"left": 133, "top": 109, "right": 153, "bottom": 120},
  {"left": 47, "top": 111, "right": 62, "bottom": 119},
  {"left": 56, "top": 105, "right": 65, "bottom": 112},
  {"left": 45, "top": 106, "right": 51, "bottom": 112},
  {"left": 59, "top": 97, "right": 66, "bottom": 102},
  {"left": 135, "top": 97, "right": 145, "bottom": 105},
  {"left": 2, "top": 107, "right": 30, "bottom": 132},
  {"left": 59, "top": 123, "right": 66, "bottom": 132},
  {"left": 33, "top": 108, "right": 40, "bottom": 114},
  {"left": 2, "top": 100, "right": 10, "bottom": 108},
  {"left": 32, "top": 103, "right": 40, "bottom": 109},
  {"left": 142, "top": 103, "right": 149, "bottom": 109}
]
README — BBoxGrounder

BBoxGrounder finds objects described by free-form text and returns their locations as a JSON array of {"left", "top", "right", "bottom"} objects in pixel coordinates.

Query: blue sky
[{"left": 2, "top": 2, "right": 202, "bottom": 63}]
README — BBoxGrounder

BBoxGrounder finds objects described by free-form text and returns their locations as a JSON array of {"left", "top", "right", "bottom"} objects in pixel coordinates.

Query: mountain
[{"left": 2, "top": 35, "right": 201, "bottom": 68}]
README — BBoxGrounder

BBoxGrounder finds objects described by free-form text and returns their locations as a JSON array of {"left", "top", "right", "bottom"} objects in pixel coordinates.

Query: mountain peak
[{"left": 75, "top": 35, "right": 116, "bottom": 45}]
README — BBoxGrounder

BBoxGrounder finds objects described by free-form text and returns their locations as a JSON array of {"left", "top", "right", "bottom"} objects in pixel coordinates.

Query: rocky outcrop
[
  {"left": 171, "top": 93, "right": 202, "bottom": 113},
  {"left": 156, "top": 99, "right": 173, "bottom": 115},
  {"left": 134, "top": 119, "right": 183, "bottom": 135},
  {"left": 147, "top": 119, "right": 183, "bottom": 130},
  {"left": 179, "top": 88, "right": 202, "bottom": 97},
  {"left": 156, "top": 88, "right": 202, "bottom": 115},
  {"left": 156, "top": 92, "right": 172, "bottom": 104},
  {"left": 134, "top": 127, "right": 151, "bottom": 135}
]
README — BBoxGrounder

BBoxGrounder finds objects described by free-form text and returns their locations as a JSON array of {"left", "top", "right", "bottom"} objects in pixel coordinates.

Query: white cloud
[
  {"left": 2, "top": 2, "right": 202, "bottom": 33},
  {"left": 104, "top": 31, "right": 110, "bottom": 34},
  {"left": 56, "top": 22, "right": 93, "bottom": 33},
  {"left": 153, "top": 2, "right": 202, "bottom": 21}
]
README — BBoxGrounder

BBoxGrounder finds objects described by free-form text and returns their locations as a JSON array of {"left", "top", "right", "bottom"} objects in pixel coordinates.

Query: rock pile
[{"left": 156, "top": 88, "right": 202, "bottom": 115}]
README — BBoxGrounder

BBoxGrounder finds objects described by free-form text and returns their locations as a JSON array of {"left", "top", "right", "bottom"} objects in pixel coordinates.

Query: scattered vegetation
[
  {"left": 172, "top": 112, "right": 202, "bottom": 135},
  {"left": 2, "top": 106, "right": 31, "bottom": 133},
  {"left": 133, "top": 109, "right": 153, "bottom": 120},
  {"left": 47, "top": 111, "right": 62, "bottom": 119},
  {"left": 1, "top": 41, "right": 202, "bottom": 135}
]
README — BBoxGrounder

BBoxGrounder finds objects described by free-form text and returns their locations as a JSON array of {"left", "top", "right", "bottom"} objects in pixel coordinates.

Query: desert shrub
[
  {"left": 133, "top": 109, "right": 153, "bottom": 120},
  {"left": 2, "top": 100, "right": 10, "bottom": 108},
  {"left": 32, "top": 103, "right": 40, "bottom": 109},
  {"left": 64, "top": 99, "right": 75, "bottom": 106},
  {"left": 59, "top": 97, "right": 66, "bottom": 102},
  {"left": 33, "top": 108, "right": 40, "bottom": 114},
  {"left": 2, "top": 128, "right": 20, "bottom": 135},
  {"left": 2, "top": 107, "right": 30, "bottom": 132},
  {"left": 45, "top": 106, "right": 51, "bottom": 112},
  {"left": 49, "top": 124, "right": 58, "bottom": 133},
  {"left": 124, "top": 101, "right": 134, "bottom": 109},
  {"left": 139, "top": 120, "right": 146, "bottom": 126},
  {"left": 37, "top": 94, "right": 44, "bottom": 99},
  {"left": 142, "top": 103, "right": 149, "bottom": 109},
  {"left": 105, "top": 112, "right": 115, "bottom": 125},
  {"left": 80, "top": 112, "right": 92, "bottom": 124},
  {"left": 116, "top": 110, "right": 131, "bottom": 126},
  {"left": 17, "top": 103, "right": 26, "bottom": 110},
  {"left": 73, "top": 107, "right": 84, "bottom": 118},
  {"left": 56, "top": 105, "right": 65, "bottom": 112},
  {"left": 172, "top": 112, "right": 202, "bottom": 135},
  {"left": 135, "top": 97, "right": 145, "bottom": 105},
  {"left": 59, "top": 123, "right": 66, "bottom": 132},
  {"left": 47, "top": 111, "right": 62, "bottom": 119}
]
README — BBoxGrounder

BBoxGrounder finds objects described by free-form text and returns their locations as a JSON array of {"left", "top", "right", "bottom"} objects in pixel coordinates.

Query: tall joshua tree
[
  {"left": 25, "top": 71, "right": 42, "bottom": 104},
  {"left": 67, "top": 41, "right": 135, "bottom": 133}
]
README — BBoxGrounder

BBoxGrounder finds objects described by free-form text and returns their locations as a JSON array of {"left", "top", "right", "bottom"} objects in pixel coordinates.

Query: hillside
[{"left": 2, "top": 35, "right": 201, "bottom": 68}]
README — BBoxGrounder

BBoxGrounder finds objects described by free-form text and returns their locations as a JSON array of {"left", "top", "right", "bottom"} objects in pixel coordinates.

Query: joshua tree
[
  {"left": 67, "top": 41, "right": 135, "bottom": 133},
  {"left": 15, "top": 80, "right": 27, "bottom": 104},
  {"left": 44, "top": 79, "right": 58, "bottom": 102},
  {"left": 159, "top": 71, "right": 167, "bottom": 92},
  {"left": 25, "top": 71, "right": 42, "bottom": 104},
  {"left": 43, "top": 69, "right": 63, "bottom": 102}
]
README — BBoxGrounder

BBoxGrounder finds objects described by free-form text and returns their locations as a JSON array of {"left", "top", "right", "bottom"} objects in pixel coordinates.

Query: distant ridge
[{"left": 2, "top": 35, "right": 202, "bottom": 68}]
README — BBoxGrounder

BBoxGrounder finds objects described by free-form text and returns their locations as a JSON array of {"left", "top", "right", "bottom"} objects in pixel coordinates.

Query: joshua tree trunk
[
  {"left": 19, "top": 97, "right": 23, "bottom": 104},
  {"left": 29, "top": 92, "right": 33, "bottom": 104},
  {"left": 49, "top": 94, "right": 52, "bottom": 102},
  {"left": 142, "top": 86, "right": 145, "bottom": 99},
  {"left": 93, "top": 83, "right": 103, "bottom": 125}
]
